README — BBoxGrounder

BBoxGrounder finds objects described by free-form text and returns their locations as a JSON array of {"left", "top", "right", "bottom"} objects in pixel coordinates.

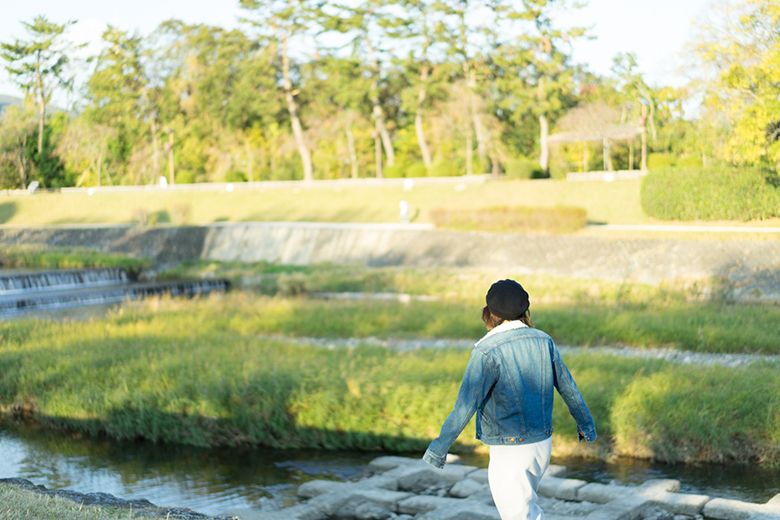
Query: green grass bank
[
  {"left": 0, "top": 245, "right": 152, "bottom": 274},
  {"left": 0, "top": 179, "right": 648, "bottom": 227},
  {"left": 1, "top": 295, "right": 778, "bottom": 466},
  {"left": 161, "top": 263, "right": 780, "bottom": 355}
]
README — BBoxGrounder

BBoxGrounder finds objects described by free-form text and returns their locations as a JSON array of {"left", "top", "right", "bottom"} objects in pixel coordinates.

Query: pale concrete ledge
[{"left": 225, "top": 455, "right": 780, "bottom": 520}]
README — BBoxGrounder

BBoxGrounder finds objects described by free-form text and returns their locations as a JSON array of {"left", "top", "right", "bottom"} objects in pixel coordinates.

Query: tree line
[{"left": 0, "top": 0, "right": 778, "bottom": 189}]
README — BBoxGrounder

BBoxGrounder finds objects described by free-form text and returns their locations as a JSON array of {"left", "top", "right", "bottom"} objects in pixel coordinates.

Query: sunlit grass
[
  {"left": 159, "top": 264, "right": 780, "bottom": 354},
  {"left": 0, "top": 295, "right": 777, "bottom": 465},
  {"left": 0, "top": 179, "right": 648, "bottom": 226}
]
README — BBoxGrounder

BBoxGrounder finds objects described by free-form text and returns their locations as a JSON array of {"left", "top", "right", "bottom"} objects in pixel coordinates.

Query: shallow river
[{"left": 1, "top": 424, "right": 778, "bottom": 517}]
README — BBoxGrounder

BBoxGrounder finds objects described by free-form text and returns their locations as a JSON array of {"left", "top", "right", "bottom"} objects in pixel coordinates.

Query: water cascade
[{"left": 0, "top": 268, "right": 228, "bottom": 315}]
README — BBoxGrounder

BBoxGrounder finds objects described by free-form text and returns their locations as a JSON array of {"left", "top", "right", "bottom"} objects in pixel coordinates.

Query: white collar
[{"left": 475, "top": 320, "right": 528, "bottom": 346}]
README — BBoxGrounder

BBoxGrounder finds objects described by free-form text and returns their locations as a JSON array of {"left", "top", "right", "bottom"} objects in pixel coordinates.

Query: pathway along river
[{"left": 1, "top": 305, "right": 779, "bottom": 516}]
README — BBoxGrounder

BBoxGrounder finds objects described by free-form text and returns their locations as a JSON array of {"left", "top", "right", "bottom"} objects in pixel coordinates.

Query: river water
[{"left": 1, "top": 424, "right": 778, "bottom": 517}]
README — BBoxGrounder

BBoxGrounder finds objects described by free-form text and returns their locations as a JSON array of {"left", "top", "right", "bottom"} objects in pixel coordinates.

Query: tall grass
[
  {"left": 0, "top": 296, "right": 777, "bottom": 465},
  {"left": 0, "top": 246, "right": 152, "bottom": 274}
]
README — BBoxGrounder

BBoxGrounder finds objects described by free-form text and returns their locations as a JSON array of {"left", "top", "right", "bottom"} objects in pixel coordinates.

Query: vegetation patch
[
  {"left": 0, "top": 484, "right": 163, "bottom": 520},
  {"left": 0, "top": 298, "right": 777, "bottom": 465},
  {"left": 0, "top": 246, "right": 152, "bottom": 276},
  {"left": 641, "top": 166, "right": 780, "bottom": 221},
  {"left": 429, "top": 206, "right": 587, "bottom": 234},
  {"left": 159, "top": 264, "right": 780, "bottom": 355}
]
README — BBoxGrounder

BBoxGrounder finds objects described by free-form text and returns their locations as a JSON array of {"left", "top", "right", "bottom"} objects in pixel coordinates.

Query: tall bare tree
[
  {"left": 1, "top": 15, "right": 81, "bottom": 156},
  {"left": 241, "top": 0, "right": 316, "bottom": 181}
]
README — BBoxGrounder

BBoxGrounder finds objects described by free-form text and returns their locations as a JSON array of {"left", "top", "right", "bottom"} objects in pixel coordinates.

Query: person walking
[{"left": 422, "top": 279, "right": 597, "bottom": 520}]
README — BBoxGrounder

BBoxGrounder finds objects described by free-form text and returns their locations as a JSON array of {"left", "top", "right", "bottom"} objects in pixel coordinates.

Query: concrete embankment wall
[{"left": 1, "top": 223, "right": 779, "bottom": 301}]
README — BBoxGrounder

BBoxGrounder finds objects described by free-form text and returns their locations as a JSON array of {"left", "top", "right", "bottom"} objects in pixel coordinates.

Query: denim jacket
[{"left": 423, "top": 322, "right": 597, "bottom": 469}]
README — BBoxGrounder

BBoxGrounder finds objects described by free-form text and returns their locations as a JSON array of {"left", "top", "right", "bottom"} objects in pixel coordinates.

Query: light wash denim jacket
[{"left": 423, "top": 322, "right": 597, "bottom": 469}]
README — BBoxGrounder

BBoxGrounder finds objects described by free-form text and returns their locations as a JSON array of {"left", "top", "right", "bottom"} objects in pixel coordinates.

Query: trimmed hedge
[{"left": 641, "top": 166, "right": 780, "bottom": 221}]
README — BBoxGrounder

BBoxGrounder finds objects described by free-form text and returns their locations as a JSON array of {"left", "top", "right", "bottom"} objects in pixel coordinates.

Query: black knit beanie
[{"left": 486, "top": 279, "right": 530, "bottom": 320}]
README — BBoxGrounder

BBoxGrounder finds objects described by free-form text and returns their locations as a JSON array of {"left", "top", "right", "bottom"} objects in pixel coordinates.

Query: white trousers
[{"left": 488, "top": 437, "right": 553, "bottom": 520}]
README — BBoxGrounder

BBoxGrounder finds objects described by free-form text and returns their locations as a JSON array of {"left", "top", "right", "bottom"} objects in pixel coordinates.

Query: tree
[
  {"left": 688, "top": 0, "right": 780, "bottom": 168},
  {"left": 612, "top": 52, "right": 658, "bottom": 168},
  {"left": 56, "top": 119, "right": 117, "bottom": 187},
  {"left": 387, "top": 0, "right": 443, "bottom": 169},
  {"left": 0, "top": 105, "right": 37, "bottom": 188},
  {"left": 241, "top": 0, "right": 320, "bottom": 181},
  {"left": 491, "top": 0, "right": 586, "bottom": 175},
  {"left": 328, "top": 0, "right": 398, "bottom": 177},
  {"left": 1, "top": 16, "right": 81, "bottom": 157}
]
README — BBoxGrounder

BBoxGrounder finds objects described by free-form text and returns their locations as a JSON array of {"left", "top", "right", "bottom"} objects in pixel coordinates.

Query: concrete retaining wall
[{"left": 2, "top": 223, "right": 779, "bottom": 301}]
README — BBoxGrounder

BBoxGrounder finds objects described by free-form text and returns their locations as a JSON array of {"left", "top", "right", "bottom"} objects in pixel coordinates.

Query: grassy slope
[
  {"left": 0, "top": 485, "right": 162, "bottom": 520},
  {"left": 0, "top": 296, "right": 777, "bottom": 465},
  {"left": 0, "top": 179, "right": 649, "bottom": 226}
]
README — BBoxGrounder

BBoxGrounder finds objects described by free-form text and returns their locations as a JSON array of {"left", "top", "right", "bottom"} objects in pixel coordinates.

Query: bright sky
[{"left": 0, "top": 0, "right": 712, "bottom": 101}]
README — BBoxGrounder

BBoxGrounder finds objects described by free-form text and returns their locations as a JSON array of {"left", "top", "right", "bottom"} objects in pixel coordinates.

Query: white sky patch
[{"left": 1, "top": 0, "right": 716, "bottom": 111}]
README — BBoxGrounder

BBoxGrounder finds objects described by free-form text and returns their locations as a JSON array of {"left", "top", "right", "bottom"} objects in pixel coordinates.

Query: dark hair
[{"left": 481, "top": 305, "right": 533, "bottom": 329}]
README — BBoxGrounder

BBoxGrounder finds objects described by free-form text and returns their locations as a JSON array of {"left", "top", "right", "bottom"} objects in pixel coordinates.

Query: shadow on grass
[{"left": 0, "top": 201, "right": 17, "bottom": 224}]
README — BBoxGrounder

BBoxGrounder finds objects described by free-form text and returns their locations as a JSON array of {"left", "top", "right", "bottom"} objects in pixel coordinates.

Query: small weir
[{"left": 0, "top": 268, "right": 229, "bottom": 315}]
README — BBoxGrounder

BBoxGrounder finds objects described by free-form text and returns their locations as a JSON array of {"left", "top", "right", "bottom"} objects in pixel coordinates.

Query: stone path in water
[
  {"left": 266, "top": 335, "right": 780, "bottom": 368},
  {"left": 226, "top": 455, "right": 780, "bottom": 520}
]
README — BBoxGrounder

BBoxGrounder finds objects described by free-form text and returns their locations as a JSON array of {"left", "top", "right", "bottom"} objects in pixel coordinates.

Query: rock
[
  {"left": 333, "top": 497, "right": 393, "bottom": 520},
  {"left": 467, "top": 469, "right": 489, "bottom": 485},
  {"left": 448, "top": 478, "right": 485, "bottom": 498},
  {"left": 397, "top": 495, "right": 463, "bottom": 515},
  {"left": 639, "top": 480, "right": 682, "bottom": 495},
  {"left": 538, "top": 496, "right": 599, "bottom": 516},
  {"left": 538, "top": 476, "right": 589, "bottom": 501},
  {"left": 417, "top": 500, "right": 501, "bottom": 520},
  {"left": 582, "top": 495, "right": 652, "bottom": 520},
  {"left": 703, "top": 498, "right": 768, "bottom": 520},
  {"left": 673, "top": 515, "right": 693, "bottom": 520},
  {"left": 577, "top": 482, "right": 635, "bottom": 504},
  {"left": 227, "top": 504, "right": 325, "bottom": 520},
  {"left": 357, "top": 475, "right": 400, "bottom": 491},
  {"left": 382, "top": 462, "right": 476, "bottom": 494},
  {"left": 445, "top": 454, "right": 462, "bottom": 465},
  {"left": 546, "top": 465, "right": 567, "bottom": 478},
  {"left": 367, "top": 457, "right": 415, "bottom": 474},
  {"left": 652, "top": 492, "right": 710, "bottom": 516}
]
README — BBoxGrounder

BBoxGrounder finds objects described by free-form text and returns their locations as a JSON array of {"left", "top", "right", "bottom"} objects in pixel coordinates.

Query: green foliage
[
  {"left": 647, "top": 153, "right": 676, "bottom": 169},
  {"left": 0, "top": 245, "right": 152, "bottom": 274},
  {"left": 504, "top": 158, "right": 543, "bottom": 179},
  {"left": 430, "top": 206, "right": 587, "bottom": 234},
  {"left": 225, "top": 170, "right": 248, "bottom": 183},
  {"left": 428, "top": 160, "right": 461, "bottom": 177},
  {"left": 641, "top": 166, "right": 780, "bottom": 221},
  {"left": 406, "top": 162, "right": 428, "bottom": 177},
  {"left": 382, "top": 165, "right": 405, "bottom": 178}
]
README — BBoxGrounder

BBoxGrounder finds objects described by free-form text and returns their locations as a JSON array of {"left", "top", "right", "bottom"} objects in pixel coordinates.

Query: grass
[
  {"left": 0, "top": 485, "right": 165, "bottom": 520},
  {"left": 0, "top": 179, "right": 650, "bottom": 227},
  {"left": 0, "top": 295, "right": 777, "bottom": 465},
  {"left": 160, "top": 263, "right": 780, "bottom": 355},
  {"left": 0, "top": 246, "right": 152, "bottom": 275},
  {"left": 429, "top": 206, "right": 588, "bottom": 234}
]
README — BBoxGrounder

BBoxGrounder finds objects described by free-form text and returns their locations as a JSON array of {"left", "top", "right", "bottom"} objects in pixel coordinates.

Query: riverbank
[
  {"left": 0, "top": 478, "right": 223, "bottom": 520},
  {"left": 1, "top": 294, "right": 778, "bottom": 465}
]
